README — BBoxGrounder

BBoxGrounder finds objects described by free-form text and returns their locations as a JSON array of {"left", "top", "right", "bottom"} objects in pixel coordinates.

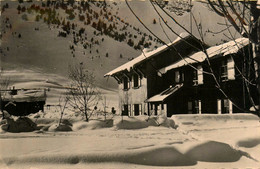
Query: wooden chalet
[
  {"left": 105, "top": 33, "right": 257, "bottom": 117},
  {"left": 104, "top": 33, "right": 205, "bottom": 116},
  {"left": 157, "top": 37, "right": 258, "bottom": 116}
]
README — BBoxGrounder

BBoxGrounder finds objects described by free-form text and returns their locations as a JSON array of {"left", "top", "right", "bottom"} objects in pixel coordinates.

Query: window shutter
[
  {"left": 217, "top": 100, "right": 221, "bottom": 114},
  {"left": 131, "top": 75, "right": 134, "bottom": 88},
  {"left": 128, "top": 105, "right": 131, "bottom": 116},
  {"left": 175, "top": 71, "right": 180, "bottom": 83},
  {"left": 164, "top": 104, "right": 167, "bottom": 116},
  {"left": 181, "top": 72, "right": 185, "bottom": 82},
  {"left": 139, "top": 104, "right": 142, "bottom": 115},
  {"left": 198, "top": 100, "right": 202, "bottom": 114},
  {"left": 198, "top": 65, "right": 203, "bottom": 84},
  {"left": 227, "top": 57, "right": 235, "bottom": 80},
  {"left": 132, "top": 105, "right": 135, "bottom": 116},
  {"left": 229, "top": 100, "right": 233, "bottom": 114}
]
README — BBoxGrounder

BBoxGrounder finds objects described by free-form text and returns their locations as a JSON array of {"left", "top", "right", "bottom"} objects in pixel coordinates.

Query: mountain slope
[{"left": 0, "top": 0, "right": 240, "bottom": 89}]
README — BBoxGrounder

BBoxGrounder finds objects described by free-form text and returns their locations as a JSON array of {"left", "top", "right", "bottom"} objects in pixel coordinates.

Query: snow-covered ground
[{"left": 1, "top": 113, "right": 260, "bottom": 169}]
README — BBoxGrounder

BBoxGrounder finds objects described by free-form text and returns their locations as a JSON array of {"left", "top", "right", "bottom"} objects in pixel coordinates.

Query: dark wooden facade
[{"left": 149, "top": 43, "right": 258, "bottom": 117}]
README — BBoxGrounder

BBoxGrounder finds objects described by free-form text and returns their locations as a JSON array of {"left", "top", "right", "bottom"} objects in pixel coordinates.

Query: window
[
  {"left": 193, "top": 69, "right": 198, "bottom": 86},
  {"left": 122, "top": 104, "right": 128, "bottom": 116},
  {"left": 189, "top": 100, "right": 201, "bottom": 114},
  {"left": 122, "top": 104, "right": 132, "bottom": 116},
  {"left": 175, "top": 71, "right": 180, "bottom": 83},
  {"left": 221, "top": 60, "right": 228, "bottom": 81},
  {"left": 198, "top": 65, "right": 203, "bottom": 84},
  {"left": 218, "top": 99, "right": 233, "bottom": 114},
  {"left": 221, "top": 58, "right": 235, "bottom": 81},
  {"left": 193, "top": 66, "right": 203, "bottom": 85},
  {"left": 174, "top": 70, "right": 184, "bottom": 83},
  {"left": 132, "top": 73, "right": 141, "bottom": 88},
  {"left": 123, "top": 76, "right": 129, "bottom": 90},
  {"left": 133, "top": 104, "right": 142, "bottom": 116},
  {"left": 223, "top": 99, "right": 229, "bottom": 114},
  {"left": 194, "top": 100, "right": 201, "bottom": 114},
  {"left": 227, "top": 57, "right": 235, "bottom": 80}
]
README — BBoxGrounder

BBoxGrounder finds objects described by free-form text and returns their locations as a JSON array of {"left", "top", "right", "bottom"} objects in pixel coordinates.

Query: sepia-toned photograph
[{"left": 0, "top": 0, "right": 260, "bottom": 168}]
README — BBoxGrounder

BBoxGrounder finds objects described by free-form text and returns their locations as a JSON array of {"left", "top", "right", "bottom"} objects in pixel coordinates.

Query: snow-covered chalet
[{"left": 104, "top": 33, "right": 258, "bottom": 117}]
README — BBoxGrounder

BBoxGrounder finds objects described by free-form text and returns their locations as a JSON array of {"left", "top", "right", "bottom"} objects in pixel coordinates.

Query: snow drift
[
  {"left": 186, "top": 141, "right": 242, "bottom": 162},
  {"left": 73, "top": 119, "right": 113, "bottom": 131},
  {"left": 237, "top": 138, "right": 260, "bottom": 148},
  {"left": 2, "top": 141, "right": 245, "bottom": 166},
  {"left": 171, "top": 113, "right": 259, "bottom": 130},
  {"left": 114, "top": 115, "right": 175, "bottom": 130}
]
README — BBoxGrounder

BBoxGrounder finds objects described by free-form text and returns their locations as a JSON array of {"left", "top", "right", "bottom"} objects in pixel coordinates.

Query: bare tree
[
  {"left": 205, "top": 0, "right": 259, "bottom": 114},
  {"left": 66, "top": 63, "right": 101, "bottom": 122},
  {"left": 57, "top": 96, "right": 69, "bottom": 126},
  {"left": 101, "top": 95, "right": 109, "bottom": 120}
]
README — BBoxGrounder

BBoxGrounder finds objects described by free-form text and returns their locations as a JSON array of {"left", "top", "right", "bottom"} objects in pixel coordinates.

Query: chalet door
[
  {"left": 149, "top": 103, "right": 153, "bottom": 116},
  {"left": 154, "top": 104, "right": 158, "bottom": 116},
  {"left": 188, "top": 100, "right": 201, "bottom": 114},
  {"left": 219, "top": 99, "right": 233, "bottom": 114},
  {"left": 188, "top": 102, "right": 192, "bottom": 114}
]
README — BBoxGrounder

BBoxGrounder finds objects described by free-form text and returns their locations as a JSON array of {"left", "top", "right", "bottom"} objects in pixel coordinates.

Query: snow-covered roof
[
  {"left": 1, "top": 90, "right": 46, "bottom": 102},
  {"left": 104, "top": 32, "right": 190, "bottom": 77},
  {"left": 159, "top": 38, "right": 249, "bottom": 74},
  {"left": 145, "top": 84, "right": 183, "bottom": 103}
]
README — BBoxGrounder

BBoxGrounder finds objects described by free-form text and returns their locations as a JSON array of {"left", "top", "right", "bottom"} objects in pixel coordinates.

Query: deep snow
[{"left": 1, "top": 113, "right": 260, "bottom": 169}]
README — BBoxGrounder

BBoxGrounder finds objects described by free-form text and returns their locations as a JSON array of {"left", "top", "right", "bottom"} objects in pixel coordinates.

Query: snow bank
[
  {"left": 48, "top": 124, "right": 73, "bottom": 132},
  {"left": 47, "top": 119, "right": 73, "bottom": 132},
  {"left": 237, "top": 138, "right": 260, "bottom": 148},
  {"left": 114, "top": 116, "right": 175, "bottom": 130},
  {"left": 2, "top": 141, "right": 245, "bottom": 166},
  {"left": 186, "top": 141, "right": 241, "bottom": 162},
  {"left": 2, "top": 146, "right": 195, "bottom": 166},
  {"left": 73, "top": 119, "right": 113, "bottom": 131},
  {"left": 0, "top": 117, "right": 37, "bottom": 133},
  {"left": 171, "top": 113, "right": 259, "bottom": 130}
]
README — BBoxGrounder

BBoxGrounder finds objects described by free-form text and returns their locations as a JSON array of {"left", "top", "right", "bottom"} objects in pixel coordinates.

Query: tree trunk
[
  {"left": 84, "top": 109, "right": 88, "bottom": 122},
  {"left": 251, "top": 2, "right": 260, "bottom": 116},
  {"left": 257, "top": 17, "right": 260, "bottom": 117}
]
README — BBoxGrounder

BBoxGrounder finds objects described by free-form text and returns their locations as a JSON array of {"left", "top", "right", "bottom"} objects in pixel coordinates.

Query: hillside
[{"left": 0, "top": 0, "right": 240, "bottom": 90}]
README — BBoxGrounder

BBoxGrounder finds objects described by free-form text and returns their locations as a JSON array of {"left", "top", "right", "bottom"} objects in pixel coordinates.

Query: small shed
[{"left": 0, "top": 89, "right": 46, "bottom": 116}]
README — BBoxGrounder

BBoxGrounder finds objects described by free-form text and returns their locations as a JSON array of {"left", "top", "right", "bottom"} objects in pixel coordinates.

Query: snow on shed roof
[
  {"left": 2, "top": 90, "right": 46, "bottom": 102},
  {"left": 104, "top": 32, "right": 190, "bottom": 77},
  {"left": 160, "top": 37, "right": 249, "bottom": 74},
  {"left": 145, "top": 84, "right": 183, "bottom": 103}
]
